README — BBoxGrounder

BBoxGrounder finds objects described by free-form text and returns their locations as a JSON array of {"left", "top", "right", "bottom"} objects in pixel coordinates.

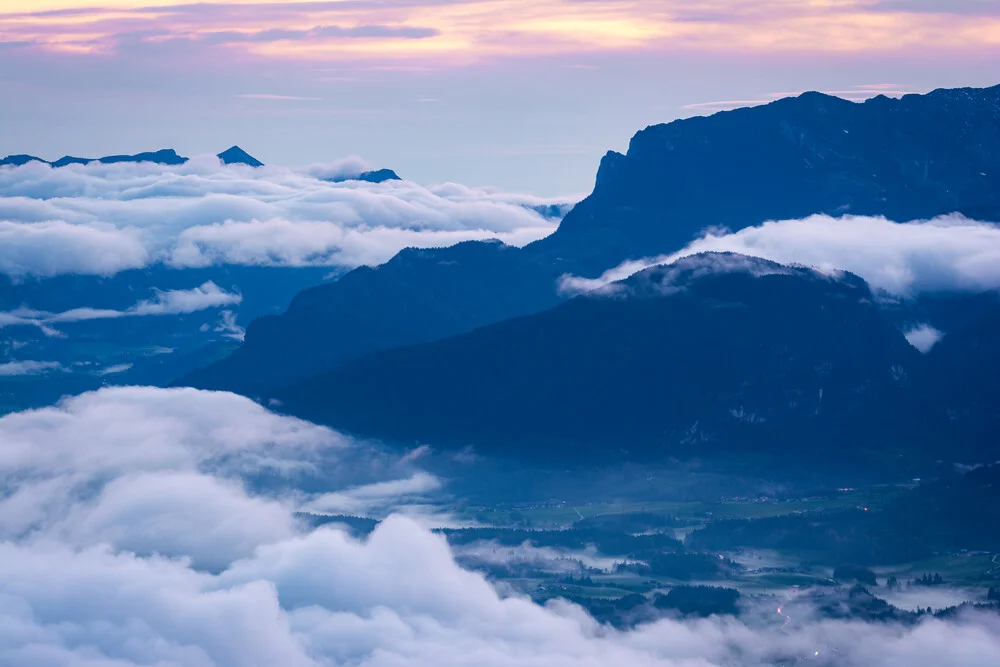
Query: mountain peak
[
  {"left": 0, "top": 154, "right": 45, "bottom": 167},
  {"left": 528, "top": 83, "right": 1000, "bottom": 272},
  {"left": 217, "top": 146, "right": 264, "bottom": 167},
  {"left": 605, "top": 252, "right": 868, "bottom": 301},
  {"left": 357, "top": 168, "right": 401, "bottom": 183}
]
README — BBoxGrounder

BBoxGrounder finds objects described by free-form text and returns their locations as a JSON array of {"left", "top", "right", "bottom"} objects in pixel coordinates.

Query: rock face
[{"left": 528, "top": 85, "right": 1000, "bottom": 275}]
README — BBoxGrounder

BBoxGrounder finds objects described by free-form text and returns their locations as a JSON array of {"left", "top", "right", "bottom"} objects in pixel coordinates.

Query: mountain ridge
[
  {"left": 527, "top": 84, "right": 1000, "bottom": 275},
  {"left": 273, "top": 252, "right": 951, "bottom": 472},
  {"left": 176, "top": 240, "right": 564, "bottom": 395},
  {"left": 0, "top": 147, "right": 266, "bottom": 168},
  {"left": 176, "top": 84, "right": 1000, "bottom": 410}
]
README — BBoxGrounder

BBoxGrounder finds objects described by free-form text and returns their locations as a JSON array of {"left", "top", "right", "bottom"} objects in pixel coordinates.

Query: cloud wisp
[
  {"left": 904, "top": 324, "right": 945, "bottom": 353},
  {"left": 0, "top": 157, "right": 569, "bottom": 278},
  {"left": 0, "top": 385, "right": 997, "bottom": 666},
  {"left": 0, "top": 359, "right": 63, "bottom": 376},
  {"left": 559, "top": 214, "right": 1000, "bottom": 297},
  {"left": 0, "top": 281, "right": 241, "bottom": 337}
]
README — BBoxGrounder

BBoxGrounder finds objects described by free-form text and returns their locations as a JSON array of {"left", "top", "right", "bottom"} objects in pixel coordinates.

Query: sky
[{"left": 1, "top": 0, "right": 999, "bottom": 194}]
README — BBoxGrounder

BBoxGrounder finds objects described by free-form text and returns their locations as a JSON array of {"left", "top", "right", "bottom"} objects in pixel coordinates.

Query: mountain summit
[
  {"left": 527, "top": 84, "right": 1000, "bottom": 274},
  {"left": 217, "top": 146, "right": 264, "bottom": 167}
]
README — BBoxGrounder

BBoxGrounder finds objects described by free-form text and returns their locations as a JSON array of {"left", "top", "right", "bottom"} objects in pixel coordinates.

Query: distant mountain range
[
  {"left": 1, "top": 147, "right": 227, "bottom": 167},
  {"left": 0, "top": 146, "right": 402, "bottom": 182},
  {"left": 178, "top": 84, "right": 1000, "bottom": 423}
]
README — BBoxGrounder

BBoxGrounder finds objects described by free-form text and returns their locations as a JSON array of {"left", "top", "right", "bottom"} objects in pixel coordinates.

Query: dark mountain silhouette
[
  {"left": 528, "top": 85, "right": 1000, "bottom": 275},
  {"left": 274, "top": 253, "right": 939, "bottom": 471},
  {"left": 0, "top": 154, "right": 44, "bottom": 167},
  {"left": 0, "top": 147, "right": 265, "bottom": 168},
  {"left": 178, "top": 84, "right": 1000, "bottom": 401},
  {"left": 49, "top": 156, "right": 92, "bottom": 167},
  {"left": 96, "top": 149, "right": 188, "bottom": 165},
  {"left": 1, "top": 149, "right": 189, "bottom": 167},
  {"left": 176, "top": 240, "right": 564, "bottom": 395},
  {"left": 320, "top": 167, "right": 402, "bottom": 183},
  {"left": 217, "top": 145, "right": 264, "bottom": 167},
  {"left": 357, "top": 168, "right": 401, "bottom": 183}
]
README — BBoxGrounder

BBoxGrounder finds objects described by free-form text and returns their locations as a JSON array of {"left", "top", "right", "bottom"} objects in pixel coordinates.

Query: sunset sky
[{"left": 2, "top": 0, "right": 999, "bottom": 192}]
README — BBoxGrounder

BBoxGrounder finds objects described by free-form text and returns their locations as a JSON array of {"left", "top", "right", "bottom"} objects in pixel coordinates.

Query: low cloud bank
[
  {"left": 0, "top": 157, "right": 571, "bottom": 278},
  {"left": 0, "top": 359, "right": 62, "bottom": 376},
  {"left": 0, "top": 282, "right": 241, "bottom": 335},
  {"left": 0, "top": 386, "right": 996, "bottom": 666},
  {"left": 454, "top": 540, "right": 623, "bottom": 573},
  {"left": 560, "top": 215, "right": 1000, "bottom": 297}
]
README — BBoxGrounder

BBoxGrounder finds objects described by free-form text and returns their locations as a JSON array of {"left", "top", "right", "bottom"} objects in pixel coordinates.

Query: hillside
[
  {"left": 275, "top": 253, "right": 940, "bottom": 471},
  {"left": 178, "top": 241, "right": 564, "bottom": 395}
]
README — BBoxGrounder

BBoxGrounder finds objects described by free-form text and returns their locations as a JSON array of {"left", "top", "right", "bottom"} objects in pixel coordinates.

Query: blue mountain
[
  {"left": 217, "top": 145, "right": 264, "bottom": 167},
  {"left": 274, "top": 253, "right": 935, "bottom": 472},
  {"left": 178, "top": 84, "right": 1000, "bottom": 402},
  {"left": 177, "top": 240, "right": 562, "bottom": 395},
  {"left": 1, "top": 147, "right": 266, "bottom": 168},
  {"left": 529, "top": 84, "right": 1000, "bottom": 275}
]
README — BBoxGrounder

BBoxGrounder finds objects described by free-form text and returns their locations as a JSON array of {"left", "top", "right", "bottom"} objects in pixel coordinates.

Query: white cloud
[
  {"left": 0, "top": 388, "right": 330, "bottom": 568},
  {"left": 454, "top": 540, "right": 623, "bottom": 573},
  {"left": 304, "top": 156, "right": 374, "bottom": 181},
  {"left": 0, "top": 359, "right": 63, "bottom": 376},
  {"left": 131, "top": 281, "right": 243, "bottom": 316},
  {"left": 905, "top": 324, "right": 944, "bottom": 353},
  {"left": 0, "top": 158, "right": 570, "bottom": 278},
  {"left": 0, "top": 282, "right": 241, "bottom": 330},
  {"left": 561, "top": 252, "right": 795, "bottom": 297},
  {"left": 0, "top": 386, "right": 997, "bottom": 666},
  {"left": 95, "top": 362, "right": 134, "bottom": 375},
  {"left": 560, "top": 215, "right": 1000, "bottom": 297},
  {"left": 0, "top": 219, "right": 149, "bottom": 277},
  {"left": 300, "top": 471, "right": 443, "bottom": 516},
  {"left": 214, "top": 309, "right": 246, "bottom": 341},
  {"left": 880, "top": 586, "right": 983, "bottom": 612}
]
